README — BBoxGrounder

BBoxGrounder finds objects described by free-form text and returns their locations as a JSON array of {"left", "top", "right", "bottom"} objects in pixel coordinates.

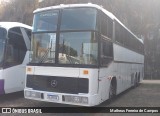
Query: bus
[
  {"left": 0, "top": 22, "right": 32, "bottom": 94},
  {"left": 24, "top": 3, "right": 144, "bottom": 106}
]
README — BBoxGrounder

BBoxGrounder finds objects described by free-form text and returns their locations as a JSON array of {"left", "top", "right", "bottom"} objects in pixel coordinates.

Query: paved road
[{"left": 0, "top": 80, "right": 160, "bottom": 116}]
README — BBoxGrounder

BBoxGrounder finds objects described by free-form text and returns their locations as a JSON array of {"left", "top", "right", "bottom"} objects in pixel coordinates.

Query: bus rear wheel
[{"left": 134, "top": 73, "right": 138, "bottom": 87}]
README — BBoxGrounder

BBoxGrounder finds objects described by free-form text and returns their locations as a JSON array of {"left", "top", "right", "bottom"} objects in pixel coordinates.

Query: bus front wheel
[{"left": 109, "top": 78, "right": 117, "bottom": 99}]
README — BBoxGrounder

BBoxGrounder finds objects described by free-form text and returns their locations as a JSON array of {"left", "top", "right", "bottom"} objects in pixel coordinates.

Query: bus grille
[{"left": 26, "top": 75, "right": 89, "bottom": 94}]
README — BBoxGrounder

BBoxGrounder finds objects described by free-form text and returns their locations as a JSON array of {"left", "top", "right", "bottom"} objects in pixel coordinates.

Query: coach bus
[
  {"left": 0, "top": 22, "right": 31, "bottom": 94},
  {"left": 24, "top": 3, "right": 144, "bottom": 106}
]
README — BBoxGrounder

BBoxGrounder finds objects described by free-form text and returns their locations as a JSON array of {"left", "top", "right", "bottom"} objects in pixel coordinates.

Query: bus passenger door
[{"left": 99, "top": 36, "right": 114, "bottom": 100}]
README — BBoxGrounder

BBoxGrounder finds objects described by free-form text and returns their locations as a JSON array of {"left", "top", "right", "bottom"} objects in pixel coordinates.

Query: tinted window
[
  {"left": 60, "top": 8, "right": 97, "bottom": 30},
  {"left": 100, "top": 12, "right": 113, "bottom": 39},
  {"left": 101, "top": 15, "right": 107, "bottom": 36},
  {"left": 101, "top": 37, "right": 113, "bottom": 66},
  {"left": 5, "top": 27, "right": 27, "bottom": 67},
  {"left": 58, "top": 32, "right": 98, "bottom": 65},
  {"left": 107, "top": 18, "right": 113, "bottom": 38},
  {"left": 115, "top": 21, "right": 144, "bottom": 54},
  {"left": 0, "top": 28, "right": 6, "bottom": 64},
  {"left": 31, "top": 33, "right": 56, "bottom": 63},
  {"left": 115, "top": 21, "right": 124, "bottom": 44}
]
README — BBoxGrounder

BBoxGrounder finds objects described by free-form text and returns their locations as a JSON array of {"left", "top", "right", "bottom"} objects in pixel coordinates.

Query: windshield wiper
[{"left": 38, "top": 38, "right": 56, "bottom": 63}]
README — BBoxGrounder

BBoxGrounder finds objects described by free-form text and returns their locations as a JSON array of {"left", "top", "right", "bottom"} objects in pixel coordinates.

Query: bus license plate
[{"left": 47, "top": 94, "right": 59, "bottom": 101}]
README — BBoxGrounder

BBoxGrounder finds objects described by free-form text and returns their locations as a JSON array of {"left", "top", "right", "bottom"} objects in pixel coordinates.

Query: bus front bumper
[{"left": 24, "top": 89, "right": 100, "bottom": 106}]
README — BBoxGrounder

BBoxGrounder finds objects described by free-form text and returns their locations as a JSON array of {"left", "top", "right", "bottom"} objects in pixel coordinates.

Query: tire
[
  {"left": 134, "top": 73, "right": 138, "bottom": 87},
  {"left": 138, "top": 72, "right": 140, "bottom": 83}
]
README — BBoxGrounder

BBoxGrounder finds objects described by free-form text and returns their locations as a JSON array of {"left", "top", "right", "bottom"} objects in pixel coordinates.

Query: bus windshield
[
  {"left": 60, "top": 8, "right": 97, "bottom": 30},
  {"left": 33, "top": 10, "right": 59, "bottom": 32},
  {"left": 31, "top": 8, "right": 98, "bottom": 65},
  {"left": 0, "top": 28, "right": 6, "bottom": 64},
  {"left": 31, "top": 33, "right": 56, "bottom": 63},
  {"left": 33, "top": 8, "right": 97, "bottom": 32},
  {"left": 59, "top": 32, "right": 98, "bottom": 65}
]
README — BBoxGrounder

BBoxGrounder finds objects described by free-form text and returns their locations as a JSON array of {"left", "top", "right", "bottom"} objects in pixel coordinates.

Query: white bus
[
  {"left": 24, "top": 4, "right": 144, "bottom": 106},
  {"left": 0, "top": 22, "right": 32, "bottom": 95}
]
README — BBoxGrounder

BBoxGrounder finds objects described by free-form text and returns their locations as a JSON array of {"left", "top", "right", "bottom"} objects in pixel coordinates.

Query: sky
[{"left": 0, "top": 0, "right": 10, "bottom": 4}]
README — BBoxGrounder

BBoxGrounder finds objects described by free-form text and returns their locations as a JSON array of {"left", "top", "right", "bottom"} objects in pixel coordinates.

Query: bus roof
[
  {"left": 0, "top": 22, "right": 32, "bottom": 30},
  {"left": 33, "top": 4, "right": 131, "bottom": 29},
  {"left": 34, "top": 3, "right": 115, "bottom": 19}
]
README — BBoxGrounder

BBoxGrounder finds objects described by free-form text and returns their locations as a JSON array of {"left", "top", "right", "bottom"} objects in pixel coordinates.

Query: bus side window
[
  {"left": 101, "top": 38, "right": 113, "bottom": 66},
  {"left": 5, "top": 27, "right": 27, "bottom": 68},
  {"left": 100, "top": 12, "right": 113, "bottom": 39}
]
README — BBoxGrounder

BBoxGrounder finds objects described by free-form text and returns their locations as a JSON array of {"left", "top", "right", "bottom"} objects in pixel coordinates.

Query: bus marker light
[
  {"left": 27, "top": 67, "right": 32, "bottom": 72},
  {"left": 83, "top": 70, "right": 89, "bottom": 75}
]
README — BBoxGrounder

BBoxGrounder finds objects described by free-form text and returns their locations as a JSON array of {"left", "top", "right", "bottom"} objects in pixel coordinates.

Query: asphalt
[{"left": 0, "top": 80, "right": 160, "bottom": 116}]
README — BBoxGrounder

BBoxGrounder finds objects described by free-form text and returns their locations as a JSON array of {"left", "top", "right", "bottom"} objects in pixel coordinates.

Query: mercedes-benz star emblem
[{"left": 51, "top": 80, "right": 58, "bottom": 88}]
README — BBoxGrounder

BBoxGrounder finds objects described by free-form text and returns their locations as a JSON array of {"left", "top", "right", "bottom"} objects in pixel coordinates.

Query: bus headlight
[
  {"left": 63, "top": 95, "right": 88, "bottom": 104},
  {"left": 25, "top": 91, "right": 31, "bottom": 97},
  {"left": 81, "top": 97, "right": 88, "bottom": 104},
  {"left": 25, "top": 90, "right": 42, "bottom": 99}
]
